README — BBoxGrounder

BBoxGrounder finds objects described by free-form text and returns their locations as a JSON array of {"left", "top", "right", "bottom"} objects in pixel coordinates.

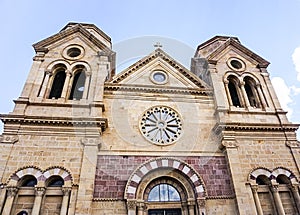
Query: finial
[{"left": 154, "top": 42, "right": 162, "bottom": 48}]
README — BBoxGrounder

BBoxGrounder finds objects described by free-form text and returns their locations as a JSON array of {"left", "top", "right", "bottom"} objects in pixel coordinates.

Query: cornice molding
[
  {"left": 0, "top": 114, "right": 107, "bottom": 131},
  {"left": 104, "top": 83, "right": 212, "bottom": 96},
  {"left": 213, "top": 122, "right": 299, "bottom": 134}
]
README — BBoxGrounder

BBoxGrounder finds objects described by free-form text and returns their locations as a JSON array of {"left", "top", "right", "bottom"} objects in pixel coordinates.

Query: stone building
[{"left": 0, "top": 22, "right": 300, "bottom": 215}]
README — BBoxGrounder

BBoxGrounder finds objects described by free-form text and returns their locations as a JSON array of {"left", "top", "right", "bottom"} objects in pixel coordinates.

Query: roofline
[{"left": 60, "top": 22, "right": 111, "bottom": 42}]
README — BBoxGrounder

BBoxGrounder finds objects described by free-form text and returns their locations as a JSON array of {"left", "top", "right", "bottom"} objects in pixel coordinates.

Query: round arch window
[{"left": 148, "top": 184, "right": 181, "bottom": 202}]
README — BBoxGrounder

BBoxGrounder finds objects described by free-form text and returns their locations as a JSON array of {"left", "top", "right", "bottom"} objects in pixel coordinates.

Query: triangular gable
[
  {"left": 33, "top": 23, "right": 111, "bottom": 53},
  {"left": 111, "top": 48, "right": 209, "bottom": 89},
  {"left": 203, "top": 37, "right": 270, "bottom": 68}
]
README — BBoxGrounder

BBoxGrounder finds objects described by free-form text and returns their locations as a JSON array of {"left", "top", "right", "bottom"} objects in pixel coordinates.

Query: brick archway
[{"left": 124, "top": 157, "right": 205, "bottom": 200}]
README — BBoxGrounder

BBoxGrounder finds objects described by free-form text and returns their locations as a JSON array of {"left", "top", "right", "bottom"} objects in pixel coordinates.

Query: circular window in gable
[
  {"left": 227, "top": 57, "right": 246, "bottom": 72},
  {"left": 62, "top": 45, "right": 85, "bottom": 60},
  {"left": 140, "top": 106, "right": 182, "bottom": 145},
  {"left": 150, "top": 70, "right": 168, "bottom": 85}
]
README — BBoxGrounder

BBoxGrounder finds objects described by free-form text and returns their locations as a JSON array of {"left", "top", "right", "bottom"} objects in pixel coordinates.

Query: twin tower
[{"left": 0, "top": 22, "right": 299, "bottom": 215}]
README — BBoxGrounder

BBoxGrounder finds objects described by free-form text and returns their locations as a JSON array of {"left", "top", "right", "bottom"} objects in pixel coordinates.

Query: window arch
[
  {"left": 46, "top": 175, "right": 64, "bottom": 187},
  {"left": 69, "top": 67, "right": 86, "bottom": 100},
  {"left": 227, "top": 75, "right": 243, "bottom": 107},
  {"left": 244, "top": 77, "right": 260, "bottom": 108},
  {"left": 48, "top": 66, "right": 66, "bottom": 99},
  {"left": 148, "top": 183, "right": 181, "bottom": 202},
  {"left": 19, "top": 175, "right": 37, "bottom": 187}
]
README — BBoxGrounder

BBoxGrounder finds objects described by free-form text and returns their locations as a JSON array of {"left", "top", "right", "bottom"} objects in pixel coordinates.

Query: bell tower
[
  {"left": 0, "top": 23, "right": 115, "bottom": 215},
  {"left": 192, "top": 36, "right": 300, "bottom": 214}
]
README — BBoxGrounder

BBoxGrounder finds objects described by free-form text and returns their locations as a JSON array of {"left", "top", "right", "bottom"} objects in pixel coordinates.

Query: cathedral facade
[{"left": 0, "top": 22, "right": 300, "bottom": 215}]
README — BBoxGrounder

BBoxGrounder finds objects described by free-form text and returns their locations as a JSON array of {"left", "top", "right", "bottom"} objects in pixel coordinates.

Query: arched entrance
[{"left": 124, "top": 158, "right": 207, "bottom": 215}]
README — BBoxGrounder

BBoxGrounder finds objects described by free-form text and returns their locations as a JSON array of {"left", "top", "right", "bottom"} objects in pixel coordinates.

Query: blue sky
[{"left": 0, "top": 0, "right": 300, "bottom": 138}]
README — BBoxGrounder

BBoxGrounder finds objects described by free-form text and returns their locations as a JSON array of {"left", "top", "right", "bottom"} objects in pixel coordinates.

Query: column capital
[
  {"left": 6, "top": 186, "right": 18, "bottom": 197},
  {"left": 62, "top": 187, "right": 72, "bottom": 196},
  {"left": 35, "top": 187, "right": 46, "bottom": 196},
  {"left": 251, "top": 185, "right": 259, "bottom": 193},
  {"left": 127, "top": 199, "right": 137, "bottom": 210},
  {"left": 45, "top": 69, "right": 52, "bottom": 76},
  {"left": 65, "top": 70, "right": 72, "bottom": 76},
  {"left": 196, "top": 198, "right": 206, "bottom": 208},
  {"left": 271, "top": 184, "right": 279, "bottom": 193}
]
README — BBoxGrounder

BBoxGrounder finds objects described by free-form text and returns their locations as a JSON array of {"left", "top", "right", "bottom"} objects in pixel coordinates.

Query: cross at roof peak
[{"left": 154, "top": 42, "right": 162, "bottom": 48}]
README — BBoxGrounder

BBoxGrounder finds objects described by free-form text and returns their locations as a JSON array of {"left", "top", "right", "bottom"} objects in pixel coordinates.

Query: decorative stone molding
[
  {"left": 81, "top": 137, "right": 102, "bottom": 150},
  {"left": 8, "top": 166, "right": 73, "bottom": 186},
  {"left": 197, "top": 198, "right": 206, "bottom": 207},
  {"left": 124, "top": 157, "right": 206, "bottom": 199},
  {"left": 220, "top": 136, "right": 238, "bottom": 150},
  {"left": 0, "top": 135, "right": 19, "bottom": 144},
  {"left": 286, "top": 141, "right": 300, "bottom": 148}
]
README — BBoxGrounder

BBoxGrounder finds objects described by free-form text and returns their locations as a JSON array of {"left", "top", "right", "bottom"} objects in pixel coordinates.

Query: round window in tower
[
  {"left": 150, "top": 70, "right": 168, "bottom": 84},
  {"left": 227, "top": 57, "right": 246, "bottom": 72},
  {"left": 67, "top": 47, "right": 81, "bottom": 58},
  {"left": 140, "top": 106, "right": 182, "bottom": 145},
  {"left": 62, "top": 45, "right": 85, "bottom": 60}
]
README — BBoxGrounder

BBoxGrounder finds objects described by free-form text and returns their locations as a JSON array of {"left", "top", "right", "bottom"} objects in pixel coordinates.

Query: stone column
[
  {"left": 256, "top": 84, "right": 267, "bottom": 110},
  {"left": 290, "top": 184, "right": 300, "bottom": 213},
  {"left": 187, "top": 199, "right": 195, "bottom": 215},
  {"left": 196, "top": 198, "right": 206, "bottom": 215},
  {"left": 220, "top": 137, "right": 257, "bottom": 215},
  {"left": 82, "top": 72, "right": 91, "bottom": 100},
  {"left": 240, "top": 82, "right": 251, "bottom": 108},
  {"left": 137, "top": 201, "right": 145, "bottom": 215},
  {"left": 224, "top": 80, "right": 233, "bottom": 106},
  {"left": 127, "top": 199, "right": 137, "bottom": 215},
  {"left": 61, "top": 70, "right": 72, "bottom": 99},
  {"left": 75, "top": 138, "right": 100, "bottom": 214},
  {"left": 251, "top": 185, "right": 263, "bottom": 215},
  {"left": 60, "top": 187, "right": 71, "bottom": 215},
  {"left": 32, "top": 187, "right": 45, "bottom": 215},
  {"left": 39, "top": 70, "right": 52, "bottom": 98},
  {"left": 2, "top": 187, "right": 18, "bottom": 215},
  {"left": 271, "top": 185, "right": 285, "bottom": 215}
]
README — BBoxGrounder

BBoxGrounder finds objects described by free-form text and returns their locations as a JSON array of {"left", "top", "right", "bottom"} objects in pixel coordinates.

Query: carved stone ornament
[
  {"left": 126, "top": 200, "right": 137, "bottom": 210},
  {"left": 0, "top": 135, "right": 19, "bottom": 144},
  {"left": 35, "top": 187, "right": 46, "bottom": 196},
  {"left": 286, "top": 141, "right": 300, "bottom": 148},
  {"left": 62, "top": 187, "right": 72, "bottom": 196},
  {"left": 81, "top": 137, "right": 102, "bottom": 149},
  {"left": 6, "top": 187, "right": 18, "bottom": 197},
  {"left": 197, "top": 198, "right": 206, "bottom": 208},
  {"left": 220, "top": 137, "right": 238, "bottom": 150}
]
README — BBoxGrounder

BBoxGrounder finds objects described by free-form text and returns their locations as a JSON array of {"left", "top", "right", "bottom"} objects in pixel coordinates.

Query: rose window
[{"left": 140, "top": 106, "right": 182, "bottom": 145}]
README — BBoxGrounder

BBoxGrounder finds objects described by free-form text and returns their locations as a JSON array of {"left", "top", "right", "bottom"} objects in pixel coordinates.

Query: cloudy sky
[{"left": 0, "top": 0, "right": 299, "bottom": 139}]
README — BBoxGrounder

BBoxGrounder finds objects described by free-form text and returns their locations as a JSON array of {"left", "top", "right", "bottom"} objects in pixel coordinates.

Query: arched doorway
[{"left": 125, "top": 158, "right": 206, "bottom": 215}]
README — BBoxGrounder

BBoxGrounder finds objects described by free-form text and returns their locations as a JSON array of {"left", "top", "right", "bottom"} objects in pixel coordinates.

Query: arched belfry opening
[
  {"left": 227, "top": 75, "right": 242, "bottom": 107},
  {"left": 69, "top": 66, "right": 86, "bottom": 100},
  {"left": 48, "top": 66, "right": 67, "bottom": 99}
]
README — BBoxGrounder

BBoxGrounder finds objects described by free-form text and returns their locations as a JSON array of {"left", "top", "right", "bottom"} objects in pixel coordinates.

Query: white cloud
[
  {"left": 271, "top": 77, "right": 293, "bottom": 119},
  {"left": 292, "top": 46, "right": 300, "bottom": 81}
]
